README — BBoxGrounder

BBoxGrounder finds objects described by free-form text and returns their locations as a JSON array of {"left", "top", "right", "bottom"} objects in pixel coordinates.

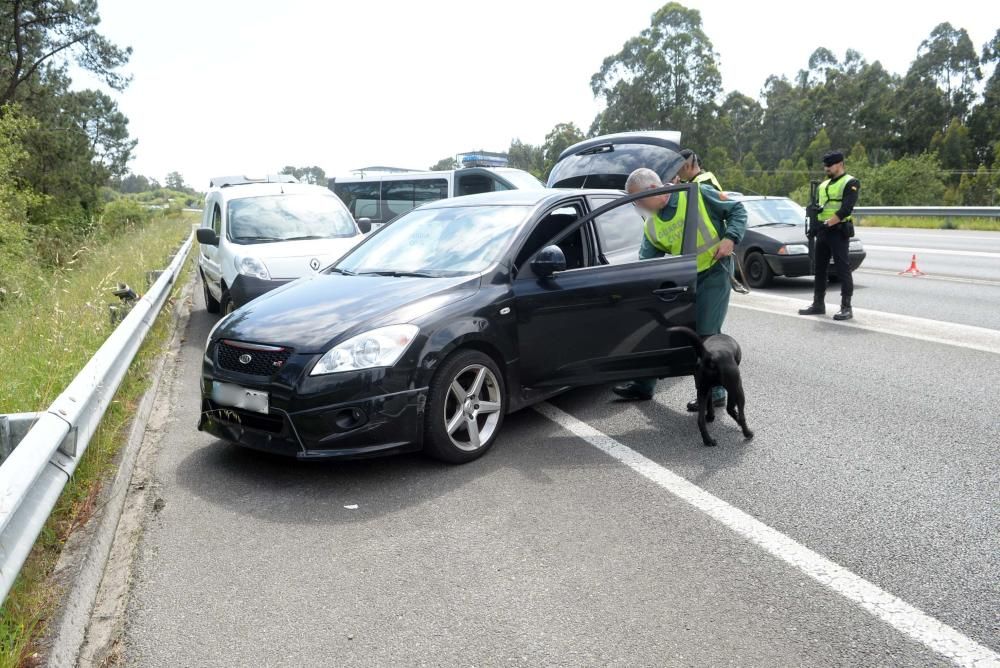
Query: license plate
[{"left": 211, "top": 382, "right": 269, "bottom": 414}]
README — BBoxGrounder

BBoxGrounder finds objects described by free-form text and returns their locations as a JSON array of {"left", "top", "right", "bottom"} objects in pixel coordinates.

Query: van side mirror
[
  {"left": 531, "top": 245, "right": 567, "bottom": 278},
  {"left": 196, "top": 227, "right": 219, "bottom": 246},
  {"left": 357, "top": 217, "right": 373, "bottom": 234}
]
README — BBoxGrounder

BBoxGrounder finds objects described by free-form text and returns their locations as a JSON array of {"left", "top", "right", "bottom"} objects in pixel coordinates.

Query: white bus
[{"left": 330, "top": 167, "right": 544, "bottom": 232}]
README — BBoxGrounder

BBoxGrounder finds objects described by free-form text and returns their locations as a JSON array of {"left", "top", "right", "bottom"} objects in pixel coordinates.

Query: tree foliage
[{"left": 279, "top": 164, "right": 327, "bottom": 186}]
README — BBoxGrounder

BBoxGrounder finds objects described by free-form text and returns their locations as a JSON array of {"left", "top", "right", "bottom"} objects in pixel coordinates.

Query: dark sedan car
[
  {"left": 734, "top": 196, "right": 866, "bottom": 288},
  {"left": 199, "top": 182, "right": 705, "bottom": 463}
]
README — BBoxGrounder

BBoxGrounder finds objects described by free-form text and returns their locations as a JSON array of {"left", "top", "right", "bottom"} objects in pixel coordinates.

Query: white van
[
  {"left": 330, "top": 167, "right": 544, "bottom": 232},
  {"left": 196, "top": 176, "right": 363, "bottom": 314}
]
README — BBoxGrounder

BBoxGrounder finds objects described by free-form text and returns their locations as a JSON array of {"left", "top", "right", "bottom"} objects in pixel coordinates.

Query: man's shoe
[
  {"left": 613, "top": 383, "right": 653, "bottom": 401},
  {"left": 686, "top": 396, "right": 727, "bottom": 412},
  {"left": 798, "top": 303, "right": 826, "bottom": 315},
  {"left": 833, "top": 306, "right": 853, "bottom": 320}
]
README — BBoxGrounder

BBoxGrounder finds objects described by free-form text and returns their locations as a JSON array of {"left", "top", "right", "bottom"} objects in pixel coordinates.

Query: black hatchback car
[{"left": 199, "top": 133, "right": 698, "bottom": 463}]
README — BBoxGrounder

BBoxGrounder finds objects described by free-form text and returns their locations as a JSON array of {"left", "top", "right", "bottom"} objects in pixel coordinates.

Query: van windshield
[{"left": 228, "top": 194, "right": 357, "bottom": 243}]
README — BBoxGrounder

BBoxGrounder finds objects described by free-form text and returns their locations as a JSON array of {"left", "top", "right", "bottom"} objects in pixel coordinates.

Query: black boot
[
  {"left": 798, "top": 302, "right": 825, "bottom": 315},
  {"left": 834, "top": 296, "right": 853, "bottom": 321}
]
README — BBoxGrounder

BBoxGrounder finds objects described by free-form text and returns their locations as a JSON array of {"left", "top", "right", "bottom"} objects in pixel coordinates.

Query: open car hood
[{"left": 546, "top": 131, "right": 684, "bottom": 190}]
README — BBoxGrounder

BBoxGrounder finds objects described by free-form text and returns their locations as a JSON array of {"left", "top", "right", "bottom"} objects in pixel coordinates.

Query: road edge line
[{"left": 534, "top": 402, "right": 1000, "bottom": 668}]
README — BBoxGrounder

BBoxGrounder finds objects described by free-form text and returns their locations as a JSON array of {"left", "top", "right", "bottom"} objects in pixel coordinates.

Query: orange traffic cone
[{"left": 898, "top": 254, "right": 926, "bottom": 277}]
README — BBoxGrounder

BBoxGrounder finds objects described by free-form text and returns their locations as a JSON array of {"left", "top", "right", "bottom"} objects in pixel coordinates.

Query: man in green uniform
[
  {"left": 677, "top": 149, "right": 727, "bottom": 199},
  {"left": 613, "top": 168, "right": 748, "bottom": 411}
]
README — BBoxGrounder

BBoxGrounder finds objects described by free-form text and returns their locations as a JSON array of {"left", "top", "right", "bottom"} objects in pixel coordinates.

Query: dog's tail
[{"left": 668, "top": 326, "right": 706, "bottom": 359}]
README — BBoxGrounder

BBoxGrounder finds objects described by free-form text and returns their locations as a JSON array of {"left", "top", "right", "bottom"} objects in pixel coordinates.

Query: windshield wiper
[
  {"left": 357, "top": 270, "right": 437, "bottom": 278},
  {"left": 234, "top": 235, "right": 284, "bottom": 242},
  {"left": 752, "top": 222, "right": 796, "bottom": 228},
  {"left": 328, "top": 267, "right": 356, "bottom": 276},
  {"left": 282, "top": 235, "right": 328, "bottom": 241}
]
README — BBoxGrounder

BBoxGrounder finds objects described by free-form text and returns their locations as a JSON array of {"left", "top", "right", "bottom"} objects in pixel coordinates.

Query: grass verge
[
  {"left": 0, "top": 214, "right": 195, "bottom": 668},
  {"left": 857, "top": 216, "right": 1000, "bottom": 231}
]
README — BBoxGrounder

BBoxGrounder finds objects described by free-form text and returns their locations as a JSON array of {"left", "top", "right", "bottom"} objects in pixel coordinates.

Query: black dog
[{"left": 668, "top": 326, "right": 754, "bottom": 447}]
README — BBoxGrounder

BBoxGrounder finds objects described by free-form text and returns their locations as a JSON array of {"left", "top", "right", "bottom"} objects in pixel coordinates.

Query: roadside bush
[
  {"left": 100, "top": 197, "right": 151, "bottom": 233},
  {"left": 0, "top": 109, "right": 42, "bottom": 301}
]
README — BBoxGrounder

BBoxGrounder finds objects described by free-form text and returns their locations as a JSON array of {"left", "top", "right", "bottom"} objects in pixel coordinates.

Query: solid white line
[
  {"left": 856, "top": 268, "right": 1000, "bottom": 287},
  {"left": 730, "top": 291, "right": 1000, "bottom": 356},
  {"left": 534, "top": 402, "right": 1000, "bottom": 668},
  {"left": 865, "top": 244, "right": 1000, "bottom": 259}
]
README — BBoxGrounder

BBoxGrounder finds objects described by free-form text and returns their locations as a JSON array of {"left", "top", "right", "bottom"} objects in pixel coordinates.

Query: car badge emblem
[
  {"left": 238, "top": 353, "right": 252, "bottom": 365},
  {"left": 309, "top": 258, "right": 321, "bottom": 271}
]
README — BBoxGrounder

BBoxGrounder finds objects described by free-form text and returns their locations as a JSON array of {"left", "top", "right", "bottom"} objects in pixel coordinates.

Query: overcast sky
[{"left": 77, "top": 0, "right": 998, "bottom": 189}]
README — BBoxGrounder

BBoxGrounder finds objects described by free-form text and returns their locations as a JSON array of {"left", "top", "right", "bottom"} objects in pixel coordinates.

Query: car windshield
[
  {"left": 334, "top": 205, "right": 530, "bottom": 277},
  {"left": 228, "top": 194, "right": 357, "bottom": 243},
  {"left": 743, "top": 198, "right": 806, "bottom": 227}
]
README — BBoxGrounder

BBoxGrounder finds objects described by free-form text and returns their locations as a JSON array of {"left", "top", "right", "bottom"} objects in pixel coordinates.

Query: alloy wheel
[{"left": 443, "top": 364, "right": 503, "bottom": 452}]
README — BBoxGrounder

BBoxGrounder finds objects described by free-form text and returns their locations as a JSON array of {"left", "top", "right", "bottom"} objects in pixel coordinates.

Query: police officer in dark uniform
[{"left": 798, "top": 150, "right": 860, "bottom": 321}]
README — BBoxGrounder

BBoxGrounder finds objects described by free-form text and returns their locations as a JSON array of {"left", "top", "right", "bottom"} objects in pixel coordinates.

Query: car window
[
  {"left": 227, "top": 194, "right": 357, "bottom": 243},
  {"left": 211, "top": 204, "right": 222, "bottom": 234},
  {"left": 514, "top": 203, "right": 590, "bottom": 272},
  {"left": 335, "top": 205, "right": 530, "bottom": 277},
  {"left": 590, "top": 197, "right": 643, "bottom": 259},
  {"left": 743, "top": 198, "right": 804, "bottom": 227},
  {"left": 382, "top": 179, "right": 448, "bottom": 218},
  {"left": 333, "top": 181, "right": 381, "bottom": 221}
]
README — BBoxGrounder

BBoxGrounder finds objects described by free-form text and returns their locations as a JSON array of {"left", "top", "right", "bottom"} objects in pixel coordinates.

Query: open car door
[{"left": 513, "top": 183, "right": 702, "bottom": 390}]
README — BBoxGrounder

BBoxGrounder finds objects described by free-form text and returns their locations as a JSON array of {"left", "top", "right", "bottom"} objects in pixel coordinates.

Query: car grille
[{"left": 216, "top": 340, "right": 291, "bottom": 376}]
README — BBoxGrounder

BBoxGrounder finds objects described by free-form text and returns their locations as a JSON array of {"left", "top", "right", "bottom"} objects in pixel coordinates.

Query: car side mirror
[
  {"left": 196, "top": 227, "right": 219, "bottom": 246},
  {"left": 531, "top": 245, "right": 567, "bottom": 278},
  {"left": 357, "top": 217, "right": 373, "bottom": 234}
]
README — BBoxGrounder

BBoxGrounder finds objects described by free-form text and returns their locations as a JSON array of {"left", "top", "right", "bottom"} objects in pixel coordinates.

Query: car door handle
[{"left": 653, "top": 286, "right": 689, "bottom": 302}]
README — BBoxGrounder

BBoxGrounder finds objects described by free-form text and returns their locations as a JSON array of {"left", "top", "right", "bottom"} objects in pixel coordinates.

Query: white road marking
[
  {"left": 865, "top": 244, "right": 1000, "bottom": 259},
  {"left": 731, "top": 291, "right": 1000, "bottom": 356},
  {"left": 534, "top": 402, "right": 1000, "bottom": 668},
  {"left": 856, "top": 268, "right": 1000, "bottom": 287},
  {"left": 861, "top": 231, "right": 1000, "bottom": 243}
]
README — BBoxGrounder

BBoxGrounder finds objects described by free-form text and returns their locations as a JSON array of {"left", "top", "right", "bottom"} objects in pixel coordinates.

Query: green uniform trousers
[{"left": 632, "top": 238, "right": 732, "bottom": 398}]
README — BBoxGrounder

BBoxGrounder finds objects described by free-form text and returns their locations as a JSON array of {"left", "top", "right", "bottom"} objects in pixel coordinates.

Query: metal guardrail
[
  {"left": 0, "top": 231, "right": 193, "bottom": 603},
  {"left": 854, "top": 206, "right": 1000, "bottom": 218}
]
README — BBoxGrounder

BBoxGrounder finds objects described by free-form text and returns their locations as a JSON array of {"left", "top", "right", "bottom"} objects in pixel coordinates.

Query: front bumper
[
  {"left": 229, "top": 275, "right": 292, "bottom": 308},
  {"left": 198, "top": 341, "right": 428, "bottom": 459},
  {"left": 765, "top": 250, "right": 866, "bottom": 277}
]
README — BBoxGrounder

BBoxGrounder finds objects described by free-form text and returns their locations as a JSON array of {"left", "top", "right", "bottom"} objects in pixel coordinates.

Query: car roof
[
  {"left": 421, "top": 188, "right": 622, "bottom": 209},
  {"left": 209, "top": 182, "right": 335, "bottom": 202}
]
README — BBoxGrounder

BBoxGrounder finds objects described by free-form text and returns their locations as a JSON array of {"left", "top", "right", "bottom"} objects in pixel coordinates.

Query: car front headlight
[
  {"left": 779, "top": 244, "right": 809, "bottom": 255},
  {"left": 310, "top": 324, "right": 419, "bottom": 376},
  {"left": 235, "top": 255, "right": 270, "bottom": 280}
]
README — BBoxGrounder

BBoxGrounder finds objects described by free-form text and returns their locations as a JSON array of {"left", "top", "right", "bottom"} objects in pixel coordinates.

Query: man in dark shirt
[{"left": 798, "top": 151, "right": 860, "bottom": 320}]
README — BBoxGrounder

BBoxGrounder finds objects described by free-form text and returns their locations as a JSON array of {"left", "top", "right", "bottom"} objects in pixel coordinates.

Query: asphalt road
[
  {"left": 120, "top": 263, "right": 1000, "bottom": 667},
  {"left": 766, "top": 227, "right": 1000, "bottom": 330}
]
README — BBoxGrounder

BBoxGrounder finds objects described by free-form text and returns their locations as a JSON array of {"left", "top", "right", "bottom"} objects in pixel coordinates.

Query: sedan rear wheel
[{"left": 424, "top": 350, "right": 505, "bottom": 463}]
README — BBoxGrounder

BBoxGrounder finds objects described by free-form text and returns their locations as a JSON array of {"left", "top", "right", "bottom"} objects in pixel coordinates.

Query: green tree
[
  {"left": 589, "top": 2, "right": 722, "bottom": 146},
  {"left": 930, "top": 118, "right": 973, "bottom": 172},
  {"left": 541, "top": 122, "right": 584, "bottom": 176},
  {"left": 165, "top": 171, "right": 186, "bottom": 191},
  {"left": 429, "top": 156, "right": 458, "bottom": 171},
  {"left": 279, "top": 165, "right": 327, "bottom": 185},
  {"left": 757, "top": 75, "right": 811, "bottom": 169},
  {"left": 956, "top": 165, "right": 996, "bottom": 205},
  {"left": 968, "top": 30, "right": 1000, "bottom": 165},
  {"left": 859, "top": 153, "right": 946, "bottom": 206},
  {"left": 803, "top": 128, "right": 832, "bottom": 170},
  {"left": 506, "top": 138, "right": 545, "bottom": 178},
  {"left": 0, "top": 0, "right": 132, "bottom": 106},
  {"left": 716, "top": 92, "right": 762, "bottom": 163}
]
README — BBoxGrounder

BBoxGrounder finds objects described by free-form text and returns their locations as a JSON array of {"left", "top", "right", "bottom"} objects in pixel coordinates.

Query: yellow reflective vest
[
  {"left": 643, "top": 190, "right": 723, "bottom": 273},
  {"left": 819, "top": 173, "right": 857, "bottom": 222}
]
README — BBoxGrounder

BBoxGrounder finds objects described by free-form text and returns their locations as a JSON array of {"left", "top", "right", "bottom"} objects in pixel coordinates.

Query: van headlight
[
  {"left": 778, "top": 244, "right": 809, "bottom": 255},
  {"left": 310, "top": 324, "right": 419, "bottom": 375},
  {"left": 235, "top": 255, "right": 270, "bottom": 280}
]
